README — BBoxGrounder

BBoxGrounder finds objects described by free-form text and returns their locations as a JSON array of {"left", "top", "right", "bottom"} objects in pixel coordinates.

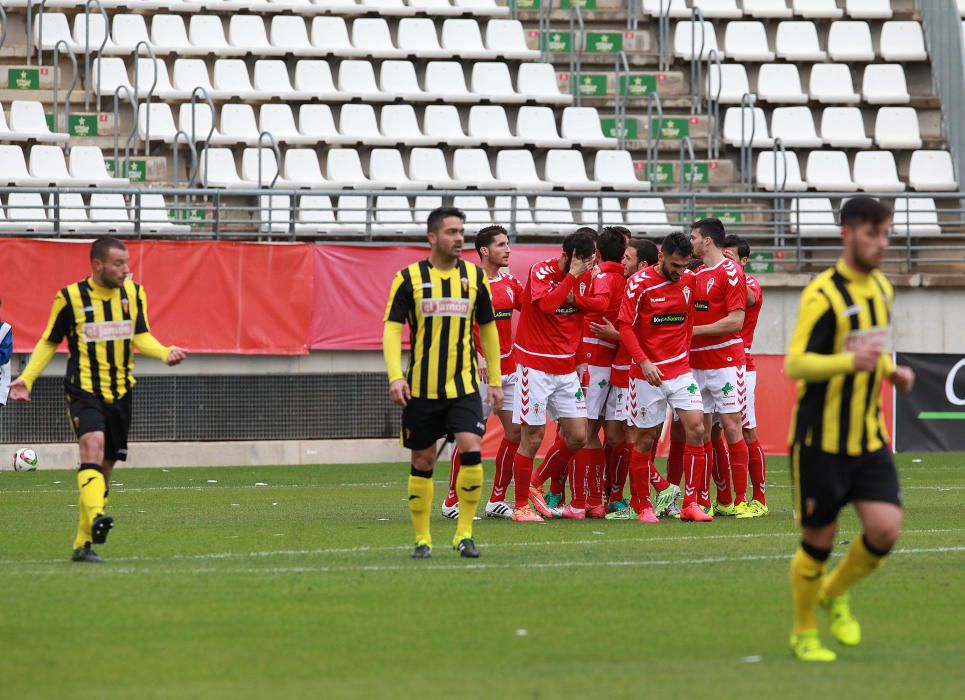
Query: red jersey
[
  {"left": 514, "top": 257, "right": 593, "bottom": 374},
  {"left": 488, "top": 271, "right": 524, "bottom": 375},
  {"left": 742, "top": 273, "right": 763, "bottom": 372},
  {"left": 579, "top": 261, "right": 626, "bottom": 367},
  {"left": 690, "top": 258, "right": 747, "bottom": 370},
  {"left": 618, "top": 265, "right": 696, "bottom": 382},
  {"left": 610, "top": 344, "right": 631, "bottom": 389}
]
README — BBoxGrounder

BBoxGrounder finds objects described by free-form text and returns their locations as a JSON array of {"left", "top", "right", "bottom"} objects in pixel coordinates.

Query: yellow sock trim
[
  {"left": 791, "top": 547, "right": 828, "bottom": 635},
  {"left": 407, "top": 475, "right": 433, "bottom": 547},
  {"left": 455, "top": 464, "right": 484, "bottom": 540},
  {"left": 76, "top": 468, "right": 106, "bottom": 549},
  {"left": 822, "top": 537, "right": 886, "bottom": 599}
]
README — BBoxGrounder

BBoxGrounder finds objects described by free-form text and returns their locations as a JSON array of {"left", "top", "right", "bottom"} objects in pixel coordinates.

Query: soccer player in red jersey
[
  {"left": 442, "top": 226, "right": 524, "bottom": 520},
  {"left": 511, "top": 230, "right": 596, "bottom": 522},
  {"left": 618, "top": 232, "right": 709, "bottom": 523},
  {"left": 689, "top": 219, "right": 748, "bottom": 518}
]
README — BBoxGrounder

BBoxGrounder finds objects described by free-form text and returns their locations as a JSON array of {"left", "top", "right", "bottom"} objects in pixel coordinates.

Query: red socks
[
  {"left": 668, "top": 437, "right": 685, "bottom": 486},
  {"left": 491, "top": 438, "right": 519, "bottom": 504},
  {"left": 534, "top": 435, "right": 570, "bottom": 495},
  {"left": 628, "top": 448, "right": 653, "bottom": 513},
  {"left": 682, "top": 444, "right": 706, "bottom": 509},
  {"left": 513, "top": 452, "right": 535, "bottom": 509},
  {"left": 729, "top": 437, "right": 749, "bottom": 505},
  {"left": 698, "top": 442, "right": 712, "bottom": 508},
  {"left": 711, "top": 435, "right": 733, "bottom": 505},
  {"left": 648, "top": 442, "right": 671, "bottom": 492},
  {"left": 444, "top": 448, "right": 461, "bottom": 508},
  {"left": 585, "top": 447, "right": 605, "bottom": 508},
  {"left": 748, "top": 439, "right": 767, "bottom": 504},
  {"left": 567, "top": 449, "right": 589, "bottom": 509}
]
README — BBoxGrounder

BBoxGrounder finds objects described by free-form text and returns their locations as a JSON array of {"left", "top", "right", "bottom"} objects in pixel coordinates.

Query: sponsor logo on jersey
[
  {"left": 420, "top": 298, "right": 471, "bottom": 317},
  {"left": 651, "top": 297, "right": 666, "bottom": 302},
  {"left": 81, "top": 320, "right": 134, "bottom": 342},
  {"left": 555, "top": 305, "right": 579, "bottom": 316},
  {"left": 695, "top": 300, "right": 709, "bottom": 311},
  {"left": 494, "top": 309, "right": 514, "bottom": 320},
  {"left": 651, "top": 313, "right": 686, "bottom": 325}
]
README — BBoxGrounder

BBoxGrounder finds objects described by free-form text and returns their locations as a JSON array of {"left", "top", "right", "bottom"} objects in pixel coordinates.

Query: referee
[
  {"left": 8, "top": 238, "right": 187, "bottom": 563},
  {"left": 383, "top": 207, "right": 503, "bottom": 559},
  {"left": 785, "top": 197, "right": 915, "bottom": 661}
]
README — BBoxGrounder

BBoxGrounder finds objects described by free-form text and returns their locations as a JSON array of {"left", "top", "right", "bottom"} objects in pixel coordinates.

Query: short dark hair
[
  {"left": 90, "top": 237, "right": 126, "bottom": 261},
  {"left": 661, "top": 231, "right": 693, "bottom": 258},
  {"left": 597, "top": 228, "right": 626, "bottom": 263},
  {"left": 629, "top": 238, "right": 659, "bottom": 266},
  {"left": 723, "top": 234, "right": 750, "bottom": 260},
  {"left": 691, "top": 218, "right": 726, "bottom": 247},
  {"left": 839, "top": 197, "right": 893, "bottom": 229},
  {"left": 474, "top": 225, "right": 508, "bottom": 255},
  {"left": 563, "top": 229, "right": 597, "bottom": 261},
  {"left": 603, "top": 225, "right": 632, "bottom": 243},
  {"left": 427, "top": 207, "right": 465, "bottom": 233}
]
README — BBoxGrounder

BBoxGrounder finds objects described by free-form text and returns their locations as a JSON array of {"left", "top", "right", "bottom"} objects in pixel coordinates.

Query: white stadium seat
[
  {"left": 179, "top": 103, "right": 224, "bottom": 143},
  {"left": 424, "top": 62, "right": 474, "bottom": 102},
  {"left": 91, "top": 57, "right": 133, "bottom": 97},
  {"left": 792, "top": 0, "right": 843, "bottom": 18},
  {"left": 213, "top": 59, "right": 259, "bottom": 99},
  {"left": 693, "top": 0, "right": 743, "bottom": 19},
  {"left": 29, "top": 145, "right": 75, "bottom": 186},
  {"left": 674, "top": 21, "right": 723, "bottom": 61},
  {"left": 495, "top": 150, "right": 551, "bottom": 190},
  {"left": 468, "top": 105, "right": 520, "bottom": 146},
  {"left": 594, "top": 151, "right": 650, "bottom": 191},
  {"left": 375, "top": 196, "right": 423, "bottom": 235},
  {"left": 172, "top": 59, "right": 220, "bottom": 99},
  {"left": 380, "top": 105, "right": 435, "bottom": 146},
  {"left": 453, "top": 0, "right": 509, "bottom": 17},
  {"left": 485, "top": 20, "right": 539, "bottom": 60},
  {"left": 5, "top": 192, "right": 52, "bottom": 232},
  {"left": 517, "top": 63, "right": 572, "bottom": 105},
  {"left": 908, "top": 151, "right": 958, "bottom": 191},
  {"left": 258, "top": 194, "right": 293, "bottom": 235},
  {"left": 338, "top": 61, "right": 386, "bottom": 102},
  {"left": 253, "top": 60, "right": 301, "bottom": 100},
  {"left": 282, "top": 149, "right": 328, "bottom": 189},
  {"left": 189, "top": 16, "right": 244, "bottom": 57},
  {"left": 69, "top": 146, "right": 128, "bottom": 185},
  {"left": 561, "top": 107, "right": 617, "bottom": 149},
  {"left": 408, "top": 0, "right": 463, "bottom": 16},
  {"left": 805, "top": 151, "right": 857, "bottom": 191},
  {"left": 397, "top": 18, "right": 450, "bottom": 59},
  {"left": 494, "top": 196, "right": 541, "bottom": 234},
  {"left": 880, "top": 22, "right": 927, "bottom": 61},
  {"left": 339, "top": 104, "right": 392, "bottom": 146},
  {"left": 853, "top": 151, "right": 905, "bottom": 191},
  {"left": 723, "top": 106, "right": 773, "bottom": 148},
  {"left": 442, "top": 19, "right": 491, "bottom": 59},
  {"left": 893, "top": 197, "right": 941, "bottom": 235},
  {"left": 33, "top": 13, "right": 82, "bottom": 53},
  {"left": 452, "top": 195, "right": 494, "bottom": 226},
  {"left": 775, "top": 21, "right": 826, "bottom": 61},
  {"left": 220, "top": 104, "right": 261, "bottom": 145},
  {"left": 724, "top": 22, "right": 775, "bottom": 61},
  {"left": 862, "top": 64, "right": 910, "bottom": 104},
  {"left": 533, "top": 196, "right": 575, "bottom": 232},
  {"left": 200, "top": 148, "right": 246, "bottom": 188},
  {"left": 139, "top": 193, "right": 190, "bottom": 235},
  {"left": 151, "top": 14, "right": 193, "bottom": 54},
  {"left": 544, "top": 150, "right": 598, "bottom": 190},
  {"left": 54, "top": 193, "right": 100, "bottom": 234},
  {"left": 820, "top": 107, "right": 872, "bottom": 148},
  {"left": 809, "top": 64, "right": 860, "bottom": 104},
  {"left": 424, "top": 105, "right": 478, "bottom": 146},
  {"left": 409, "top": 148, "right": 457, "bottom": 188},
  {"left": 335, "top": 195, "right": 370, "bottom": 232},
  {"left": 706, "top": 63, "right": 752, "bottom": 104},
  {"left": 626, "top": 197, "right": 673, "bottom": 235},
  {"left": 743, "top": 0, "right": 793, "bottom": 18},
  {"left": 517, "top": 106, "right": 570, "bottom": 148},
  {"left": 73, "top": 13, "right": 118, "bottom": 54},
  {"left": 756, "top": 150, "right": 807, "bottom": 191},
  {"left": 790, "top": 197, "right": 839, "bottom": 236},
  {"left": 827, "top": 21, "right": 874, "bottom": 61},
  {"left": 471, "top": 62, "right": 523, "bottom": 102},
  {"left": 8, "top": 101, "right": 70, "bottom": 143},
  {"left": 757, "top": 64, "right": 807, "bottom": 103},
  {"left": 136, "top": 103, "right": 177, "bottom": 144},
  {"left": 846, "top": 0, "right": 892, "bottom": 19},
  {"left": 109, "top": 14, "right": 152, "bottom": 55},
  {"left": 89, "top": 193, "right": 134, "bottom": 233},
  {"left": 352, "top": 18, "right": 406, "bottom": 59},
  {"left": 269, "top": 16, "right": 318, "bottom": 57},
  {"left": 229, "top": 16, "right": 283, "bottom": 56},
  {"left": 369, "top": 148, "right": 422, "bottom": 189},
  {"left": 874, "top": 107, "right": 922, "bottom": 149},
  {"left": 452, "top": 149, "right": 509, "bottom": 188},
  {"left": 362, "top": 0, "right": 417, "bottom": 15},
  {"left": 325, "top": 149, "right": 374, "bottom": 188},
  {"left": 642, "top": 0, "right": 690, "bottom": 18},
  {"left": 311, "top": 17, "right": 362, "bottom": 57},
  {"left": 578, "top": 197, "right": 623, "bottom": 225},
  {"left": 0, "top": 145, "right": 47, "bottom": 186},
  {"left": 135, "top": 58, "right": 182, "bottom": 100},
  {"left": 770, "top": 107, "right": 822, "bottom": 147},
  {"left": 299, "top": 104, "right": 353, "bottom": 146},
  {"left": 296, "top": 195, "right": 348, "bottom": 236},
  {"left": 294, "top": 61, "right": 342, "bottom": 100},
  {"left": 379, "top": 61, "right": 426, "bottom": 102}
]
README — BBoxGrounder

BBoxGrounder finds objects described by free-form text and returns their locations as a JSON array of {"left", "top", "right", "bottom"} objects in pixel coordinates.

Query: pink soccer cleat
[
  {"left": 561, "top": 503, "right": 586, "bottom": 519},
  {"left": 635, "top": 507, "right": 659, "bottom": 524},
  {"left": 528, "top": 485, "right": 556, "bottom": 519},
  {"left": 513, "top": 504, "right": 545, "bottom": 522},
  {"left": 680, "top": 502, "right": 714, "bottom": 522}
]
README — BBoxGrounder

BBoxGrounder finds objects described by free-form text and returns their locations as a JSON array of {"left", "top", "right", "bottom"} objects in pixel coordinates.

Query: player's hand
[
  {"left": 7, "top": 379, "right": 31, "bottom": 402},
  {"left": 589, "top": 318, "right": 620, "bottom": 342},
  {"left": 569, "top": 255, "right": 592, "bottom": 278},
  {"left": 890, "top": 365, "right": 916, "bottom": 393},
  {"left": 565, "top": 291, "right": 575, "bottom": 304},
  {"left": 722, "top": 249, "right": 739, "bottom": 264},
  {"left": 487, "top": 385, "right": 504, "bottom": 414},
  {"left": 166, "top": 347, "right": 188, "bottom": 366},
  {"left": 852, "top": 344, "right": 882, "bottom": 373},
  {"left": 641, "top": 360, "right": 664, "bottom": 387},
  {"left": 389, "top": 379, "right": 411, "bottom": 407},
  {"left": 478, "top": 359, "right": 489, "bottom": 386}
]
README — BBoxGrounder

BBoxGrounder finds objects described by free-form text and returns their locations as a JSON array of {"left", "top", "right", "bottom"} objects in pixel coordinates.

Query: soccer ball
[{"left": 13, "top": 448, "right": 39, "bottom": 472}]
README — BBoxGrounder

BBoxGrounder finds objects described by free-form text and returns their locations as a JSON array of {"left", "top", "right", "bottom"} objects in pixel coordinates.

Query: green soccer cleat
[
  {"left": 607, "top": 498, "right": 629, "bottom": 514},
  {"left": 653, "top": 485, "right": 680, "bottom": 517},
  {"left": 71, "top": 545, "right": 103, "bottom": 564},
  {"left": 712, "top": 501, "right": 736, "bottom": 517},
  {"left": 545, "top": 491, "right": 564, "bottom": 510},
  {"left": 820, "top": 591, "right": 861, "bottom": 646},
  {"left": 604, "top": 505, "right": 633, "bottom": 520},
  {"left": 453, "top": 536, "right": 480, "bottom": 559},
  {"left": 790, "top": 630, "right": 837, "bottom": 662},
  {"left": 735, "top": 499, "right": 769, "bottom": 518},
  {"left": 411, "top": 541, "right": 432, "bottom": 559}
]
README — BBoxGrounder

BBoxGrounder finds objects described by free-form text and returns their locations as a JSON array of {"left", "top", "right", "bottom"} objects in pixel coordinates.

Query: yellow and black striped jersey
[
  {"left": 787, "top": 260, "right": 895, "bottom": 456},
  {"left": 384, "top": 259, "right": 495, "bottom": 399}
]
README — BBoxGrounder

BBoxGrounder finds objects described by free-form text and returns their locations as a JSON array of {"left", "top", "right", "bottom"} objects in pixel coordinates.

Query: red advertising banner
[{"left": 1, "top": 239, "right": 313, "bottom": 354}]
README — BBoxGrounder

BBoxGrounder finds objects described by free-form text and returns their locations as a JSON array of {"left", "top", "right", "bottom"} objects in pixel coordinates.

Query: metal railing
[
  {"left": 0, "top": 4, "right": 8, "bottom": 55},
  {"left": 645, "top": 91, "right": 664, "bottom": 186},
  {"left": 538, "top": 0, "right": 553, "bottom": 62},
  {"left": 84, "top": 0, "right": 109, "bottom": 112},
  {"left": 688, "top": 7, "right": 706, "bottom": 115},
  {"left": 705, "top": 48, "right": 722, "bottom": 160},
  {"left": 738, "top": 92, "right": 756, "bottom": 192},
  {"left": 614, "top": 50, "right": 631, "bottom": 150},
  {"left": 656, "top": 0, "right": 672, "bottom": 72},
  {"left": 568, "top": 5, "right": 585, "bottom": 108},
  {"left": 51, "top": 40, "right": 78, "bottom": 135}
]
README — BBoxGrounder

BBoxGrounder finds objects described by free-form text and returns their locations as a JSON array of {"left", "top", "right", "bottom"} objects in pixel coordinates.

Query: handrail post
[
  {"left": 706, "top": 48, "right": 722, "bottom": 160},
  {"left": 569, "top": 6, "right": 584, "bottom": 108},
  {"left": 256, "top": 131, "right": 282, "bottom": 189},
  {"left": 189, "top": 86, "right": 216, "bottom": 188},
  {"left": 53, "top": 40, "right": 78, "bottom": 135},
  {"left": 739, "top": 92, "right": 756, "bottom": 192},
  {"left": 27, "top": 0, "right": 36, "bottom": 66},
  {"left": 614, "top": 51, "right": 630, "bottom": 150},
  {"left": 130, "top": 41, "right": 158, "bottom": 162},
  {"left": 0, "top": 5, "right": 8, "bottom": 56},
  {"left": 112, "top": 84, "right": 135, "bottom": 177},
  {"left": 84, "top": 0, "right": 109, "bottom": 113},
  {"left": 646, "top": 91, "right": 664, "bottom": 186},
  {"left": 689, "top": 7, "right": 705, "bottom": 115}
]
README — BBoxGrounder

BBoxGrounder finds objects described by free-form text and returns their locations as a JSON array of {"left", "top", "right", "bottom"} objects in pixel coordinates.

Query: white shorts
[
  {"left": 584, "top": 365, "right": 612, "bottom": 420},
  {"left": 604, "top": 383, "right": 630, "bottom": 423},
  {"left": 513, "top": 365, "right": 587, "bottom": 426},
  {"left": 480, "top": 372, "right": 516, "bottom": 419},
  {"left": 628, "top": 372, "right": 704, "bottom": 429},
  {"left": 692, "top": 366, "right": 745, "bottom": 415},
  {"left": 742, "top": 369, "right": 757, "bottom": 429}
]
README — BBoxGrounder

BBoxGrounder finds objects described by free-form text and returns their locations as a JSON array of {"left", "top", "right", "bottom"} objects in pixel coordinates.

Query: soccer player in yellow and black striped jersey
[
  {"left": 383, "top": 207, "right": 503, "bottom": 559},
  {"left": 784, "top": 197, "right": 915, "bottom": 661},
  {"left": 8, "top": 237, "right": 187, "bottom": 563}
]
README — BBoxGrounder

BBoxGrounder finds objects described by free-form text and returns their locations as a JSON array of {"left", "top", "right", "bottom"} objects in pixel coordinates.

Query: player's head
[
  {"left": 689, "top": 218, "right": 726, "bottom": 259},
  {"left": 659, "top": 231, "right": 694, "bottom": 282},
  {"left": 427, "top": 207, "right": 466, "bottom": 262},
  {"left": 603, "top": 225, "right": 632, "bottom": 245},
  {"left": 90, "top": 237, "right": 129, "bottom": 289},
  {"left": 840, "top": 197, "right": 892, "bottom": 272},
  {"left": 597, "top": 227, "right": 626, "bottom": 264},
  {"left": 475, "top": 225, "right": 510, "bottom": 268},
  {"left": 722, "top": 234, "right": 751, "bottom": 267},
  {"left": 562, "top": 229, "right": 597, "bottom": 272},
  {"left": 623, "top": 238, "right": 659, "bottom": 277}
]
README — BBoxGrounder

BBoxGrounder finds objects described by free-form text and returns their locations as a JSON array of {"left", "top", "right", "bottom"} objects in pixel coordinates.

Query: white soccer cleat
[
  {"left": 441, "top": 502, "right": 459, "bottom": 520},
  {"left": 485, "top": 500, "right": 515, "bottom": 519}
]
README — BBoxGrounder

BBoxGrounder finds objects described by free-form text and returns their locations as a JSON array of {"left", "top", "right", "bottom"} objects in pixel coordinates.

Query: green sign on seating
[
  {"left": 561, "top": 0, "right": 597, "bottom": 8},
  {"left": 585, "top": 32, "right": 622, "bottom": 53},
  {"left": 619, "top": 74, "right": 657, "bottom": 96},
  {"left": 748, "top": 251, "right": 774, "bottom": 274},
  {"left": 600, "top": 117, "right": 638, "bottom": 140},
  {"left": 8, "top": 68, "right": 39, "bottom": 90},
  {"left": 106, "top": 158, "right": 146, "bottom": 183},
  {"left": 695, "top": 206, "right": 743, "bottom": 225},
  {"left": 648, "top": 162, "right": 675, "bottom": 185},
  {"left": 541, "top": 32, "right": 572, "bottom": 52},
  {"left": 682, "top": 162, "right": 710, "bottom": 185},
  {"left": 651, "top": 117, "right": 690, "bottom": 140},
  {"left": 513, "top": 0, "right": 540, "bottom": 9},
  {"left": 577, "top": 74, "right": 608, "bottom": 97}
]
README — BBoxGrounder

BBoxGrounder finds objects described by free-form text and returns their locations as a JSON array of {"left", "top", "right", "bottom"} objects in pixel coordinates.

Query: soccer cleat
[
  {"left": 663, "top": 501, "right": 682, "bottom": 518},
  {"left": 411, "top": 541, "right": 432, "bottom": 559},
  {"left": 712, "top": 501, "right": 736, "bottom": 517},
  {"left": 91, "top": 514, "right": 114, "bottom": 545},
  {"left": 71, "top": 545, "right": 103, "bottom": 563},
  {"left": 585, "top": 504, "right": 606, "bottom": 519},
  {"left": 441, "top": 502, "right": 459, "bottom": 520},
  {"left": 653, "top": 485, "right": 680, "bottom": 517},
  {"left": 635, "top": 507, "right": 659, "bottom": 524},
  {"left": 790, "top": 630, "right": 837, "bottom": 662},
  {"left": 529, "top": 486, "right": 556, "bottom": 519},
  {"left": 607, "top": 498, "right": 629, "bottom": 514},
  {"left": 485, "top": 500, "right": 515, "bottom": 519},
  {"left": 736, "top": 499, "right": 769, "bottom": 518},
  {"left": 604, "top": 505, "right": 633, "bottom": 520},
  {"left": 513, "top": 505, "right": 544, "bottom": 522},
  {"left": 454, "top": 536, "right": 480, "bottom": 559},
  {"left": 545, "top": 491, "right": 564, "bottom": 510},
  {"left": 561, "top": 504, "right": 586, "bottom": 520},
  {"left": 680, "top": 503, "right": 714, "bottom": 522},
  {"left": 820, "top": 592, "right": 862, "bottom": 646},
  {"left": 732, "top": 501, "right": 751, "bottom": 517}
]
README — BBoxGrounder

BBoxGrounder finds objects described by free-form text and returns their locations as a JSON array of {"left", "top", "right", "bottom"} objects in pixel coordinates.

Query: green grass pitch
[{"left": 1, "top": 453, "right": 963, "bottom": 699}]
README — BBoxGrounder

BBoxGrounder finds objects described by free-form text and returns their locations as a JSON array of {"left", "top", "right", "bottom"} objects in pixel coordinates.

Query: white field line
[
  {"left": 1, "top": 527, "right": 962, "bottom": 567},
  {"left": 4, "top": 546, "right": 964, "bottom": 577}
]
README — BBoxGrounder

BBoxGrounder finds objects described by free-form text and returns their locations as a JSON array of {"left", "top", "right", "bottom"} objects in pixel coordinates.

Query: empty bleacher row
[
  {"left": 10, "top": 0, "right": 508, "bottom": 16},
  {"left": 709, "top": 62, "right": 913, "bottom": 104}
]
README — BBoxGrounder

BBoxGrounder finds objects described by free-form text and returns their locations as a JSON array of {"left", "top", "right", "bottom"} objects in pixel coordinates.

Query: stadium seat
[
  {"left": 294, "top": 60, "right": 343, "bottom": 100},
  {"left": 326, "top": 148, "right": 372, "bottom": 187},
  {"left": 545, "top": 150, "right": 598, "bottom": 190},
  {"left": 408, "top": 0, "right": 463, "bottom": 16},
  {"left": 110, "top": 14, "right": 153, "bottom": 54},
  {"left": 133, "top": 58, "right": 182, "bottom": 100},
  {"left": 338, "top": 61, "right": 387, "bottom": 102},
  {"left": 561, "top": 107, "right": 617, "bottom": 148},
  {"left": 214, "top": 59, "right": 262, "bottom": 99},
  {"left": 827, "top": 21, "right": 874, "bottom": 61},
  {"left": 775, "top": 21, "right": 826, "bottom": 61},
  {"left": 853, "top": 151, "right": 905, "bottom": 191},
  {"left": 706, "top": 63, "right": 752, "bottom": 104},
  {"left": 296, "top": 195, "right": 352, "bottom": 236},
  {"left": 375, "top": 196, "right": 423, "bottom": 235},
  {"left": 334, "top": 195, "right": 371, "bottom": 233},
  {"left": 178, "top": 102, "right": 223, "bottom": 143},
  {"left": 805, "top": 151, "right": 857, "bottom": 191},
  {"left": 517, "top": 63, "right": 572, "bottom": 105},
  {"left": 0, "top": 105, "right": 16, "bottom": 142},
  {"left": 724, "top": 22, "right": 775, "bottom": 61},
  {"left": 485, "top": 20, "right": 539, "bottom": 60},
  {"left": 188, "top": 15, "right": 244, "bottom": 57},
  {"left": 200, "top": 148, "right": 246, "bottom": 188},
  {"left": 70, "top": 146, "right": 128, "bottom": 186},
  {"left": 770, "top": 107, "right": 822, "bottom": 147},
  {"left": 874, "top": 107, "right": 922, "bottom": 149},
  {"left": 862, "top": 64, "right": 910, "bottom": 104},
  {"left": 338, "top": 104, "right": 392, "bottom": 146},
  {"left": 297, "top": 105, "right": 352, "bottom": 146},
  {"left": 138, "top": 193, "right": 190, "bottom": 235},
  {"left": 0, "top": 145, "right": 47, "bottom": 186},
  {"left": 495, "top": 150, "right": 551, "bottom": 190},
  {"left": 151, "top": 14, "right": 194, "bottom": 54},
  {"left": 279, "top": 149, "right": 326, "bottom": 189},
  {"left": 91, "top": 57, "right": 134, "bottom": 97},
  {"left": 693, "top": 0, "right": 743, "bottom": 19},
  {"left": 674, "top": 21, "right": 723, "bottom": 61},
  {"left": 451, "top": 195, "right": 494, "bottom": 225},
  {"left": 268, "top": 16, "right": 320, "bottom": 57},
  {"left": 5, "top": 192, "right": 53, "bottom": 232},
  {"left": 8, "top": 101, "right": 70, "bottom": 143},
  {"left": 51, "top": 193, "right": 99, "bottom": 235},
  {"left": 453, "top": 0, "right": 509, "bottom": 17},
  {"left": 471, "top": 62, "right": 523, "bottom": 103},
  {"left": 494, "top": 196, "right": 542, "bottom": 234},
  {"left": 397, "top": 18, "right": 450, "bottom": 58},
  {"left": 452, "top": 149, "right": 510, "bottom": 188},
  {"left": 578, "top": 197, "right": 623, "bottom": 225},
  {"left": 743, "top": 0, "right": 793, "bottom": 18},
  {"left": 820, "top": 107, "right": 872, "bottom": 148},
  {"left": 362, "top": 0, "right": 418, "bottom": 15},
  {"left": 424, "top": 105, "right": 478, "bottom": 146},
  {"left": 642, "top": 0, "right": 690, "bottom": 18},
  {"left": 467, "top": 105, "right": 519, "bottom": 146},
  {"left": 593, "top": 151, "right": 650, "bottom": 191},
  {"left": 219, "top": 104, "right": 262, "bottom": 145},
  {"left": 723, "top": 106, "right": 773, "bottom": 148},
  {"left": 424, "top": 62, "right": 474, "bottom": 102},
  {"left": 516, "top": 106, "right": 570, "bottom": 148},
  {"left": 29, "top": 145, "right": 75, "bottom": 186},
  {"left": 892, "top": 197, "right": 941, "bottom": 235},
  {"left": 379, "top": 61, "right": 427, "bottom": 102},
  {"left": 790, "top": 197, "right": 839, "bottom": 236},
  {"left": 756, "top": 150, "right": 807, "bottom": 191},
  {"left": 73, "top": 13, "right": 118, "bottom": 54},
  {"left": 880, "top": 22, "right": 927, "bottom": 61},
  {"left": 353, "top": 18, "right": 406, "bottom": 59},
  {"left": 258, "top": 194, "right": 293, "bottom": 235},
  {"left": 845, "top": 0, "right": 892, "bottom": 19},
  {"left": 229, "top": 15, "right": 285, "bottom": 56},
  {"left": 533, "top": 196, "right": 575, "bottom": 232},
  {"left": 172, "top": 59, "right": 220, "bottom": 99},
  {"left": 242, "top": 148, "right": 295, "bottom": 188},
  {"left": 252, "top": 61, "right": 300, "bottom": 100},
  {"left": 89, "top": 193, "right": 134, "bottom": 233},
  {"left": 625, "top": 197, "right": 673, "bottom": 235},
  {"left": 809, "top": 64, "right": 860, "bottom": 104},
  {"left": 757, "top": 64, "right": 807, "bottom": 103},
  {"left": 380, "top": 105, "right": 435, "bottom": 146},
  {"left": 370, "top": 148, "right": 423, "bottom": 189},
  {"left": 442, "top": 19, "right": 491, "bottom": 59},
  {"left": 33, "top": 13, "right": 83, "bottom": 53},
  {"left": 792, "top": 0, "right": 843, "bottom": 18},
  {"left": 908, "top": 151, "right": 958, "bottom": 191},
  {"left": 408, "top": 148, "right": 456, "bottom": 188}
]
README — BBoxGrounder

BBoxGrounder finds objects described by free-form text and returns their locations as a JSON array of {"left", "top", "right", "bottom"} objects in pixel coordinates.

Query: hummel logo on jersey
[
  {"left": 651, "top": 297, "right": 666, "bottom": 302},
  {"left": 506, "top": 288, "right": 514, "bottom": 304},
  {"left": 535, "top": 264, "right": 555, "bottom": 280}
]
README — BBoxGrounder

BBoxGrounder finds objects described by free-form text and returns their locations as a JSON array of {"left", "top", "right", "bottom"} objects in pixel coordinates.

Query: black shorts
[
  {"left": 401, "top": 393, "right": 485, "bottom": 451},
  {"left": 791, "top": 442, "right": 902, "bottom": 527},
  {"left": 65, "top": 383, "right": 133, "bottom": 462}
]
